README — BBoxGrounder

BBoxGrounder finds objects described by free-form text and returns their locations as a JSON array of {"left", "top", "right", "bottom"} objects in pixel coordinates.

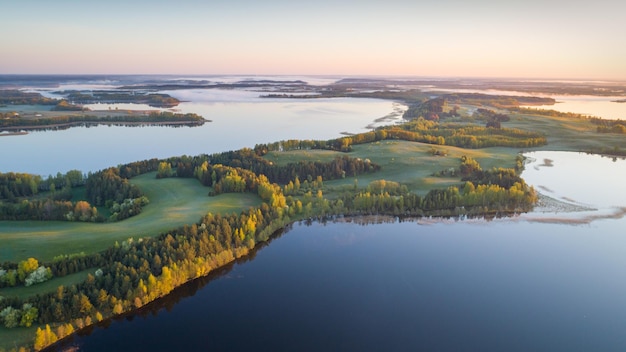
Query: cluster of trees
[
  {"left": 64, "top": 91, "right": 180, "bottom": 108},
  {"left": 0, "top": 111, "right": 19, "bottom": 119},
  {"left": 403, "top": 97, "right": 460, "bottom": 121},
  {"left": 509, "top": 107, "right": 593, "bottom": 119},
  {"left": 0, "top": 143, "right": 541, "bottom": 351},
  {"left": 51, "top": 100, "right": 85, "bottom": 111},
  {"left": 344, "top": 157, "right": 536, "bottom": 216},
  {"left": 471, "top": 108, "right": 511, "bottom": 128},
  {"left": 403, "top": 95, "right": 554, "bottom": 121},
  {"left": 1, "top": 111, "right": 205, "bottom": 129},
  {"left": 0, "top": 170, "right": 84, "bottom": 201},
  {"left": 0, "top": 90, "right": 56, "bottom": 106},
  {"left": 0, "top": 304, "right": 39, "bottom": 329},
  {"left": 591, "top": 119, "right": 626, "bottom": 134},
  {"left": 152, "top": 149, "right": 378, "bottom": 187},
  {"left": 85, "top": 168, "right": 142, "bottom": 207},
  {"left": 0, "top": 195, "right": 302, "bottom": 351},
  {"left": 345, "top": 180, "right": 535, "bottom": 217},
  {"left": 0, "top": 198, "right": 99, "bottom": 222},
  {"left": 0, "top": 258, "right": 52, "bottom": 289},
  {"left": 253, "top": 116, "right": 545, "bottom": 154},
  {"left": 443, "top": 93, "right": 554, "bottom": 109},
  {"left": 587, "top": 146, "right": 626, "bottom": 157},
  {"left": 309, "top": 119, "right": 546, "bottom": 151},
  {"left": 85, "top": 168, "right": 145, "bottom": 221},
  {"left": 0, "top": 170, "right": 99, "bottom": 222}
]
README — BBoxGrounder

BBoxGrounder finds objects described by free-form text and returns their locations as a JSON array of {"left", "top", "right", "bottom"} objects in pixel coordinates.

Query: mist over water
[
  {"left": 0, "top": 90, "right": 403, "bottom": 175},
  {"left": 3, "top": 76, "right": 626, "bottom": 351}
]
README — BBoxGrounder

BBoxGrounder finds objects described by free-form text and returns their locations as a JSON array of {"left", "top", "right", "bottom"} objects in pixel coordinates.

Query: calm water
[
  {"left": 521, "top": 95, "right": 626, "bottom": 120},
  {"left": 424, "top": 87, "right": 626, "bottom": 120},
  {"left": 0, "top": 93, "right": 403, "bottom": 175},
  {"left": 51, "top": 152, "right": 626, "bottom": 352},
  {"left": 4, "top": 77, "right": 626, "bottom": 350}
]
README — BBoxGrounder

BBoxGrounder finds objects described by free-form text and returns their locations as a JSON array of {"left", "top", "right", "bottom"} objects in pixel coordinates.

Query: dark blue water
[{"left": 54, "top": 216, "right": 626, "bottom": 352}]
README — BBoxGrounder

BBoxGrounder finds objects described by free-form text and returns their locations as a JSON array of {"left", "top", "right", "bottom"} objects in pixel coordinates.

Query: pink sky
[{"left": 2, "top": 0, "right": 625, "bottom": 80}]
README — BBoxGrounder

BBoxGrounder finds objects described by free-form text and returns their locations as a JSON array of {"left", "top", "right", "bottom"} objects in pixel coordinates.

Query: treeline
[
  {"left": 0, "top": 167, "right": 145, "bottom": 222},
  {"left": 0, "top": 150, "right": 540, "bottom": 351},
  {"left": 510, "top": 106, "right": 626, "bottom": 134},
  {"left": 1, "top": 193, "right": 300, "bottom": 350},
  {"left": 442, "top": 93, "right": 554, "bottom": 108},
  {"left": 509, "top": 107, "right": 595, "bottom": 119},
  {"left": 327, "top": 119, "right": 546, "bottom": 150},
  {"left": 153, "top": 150, "right": 380, "bottom": 186},
  {"left": 0, "top": 258, "right": 52, "bottom": 289},
  {"left": 343, "top": 156, "right": 536, "bottom": 216},
  {"left": 0, "top": 199, "right": 101, "bottom": 222},
  {"left": 403, "top": 97, "right": 460, "bottom": 121},
  {"left": 0, "top": 170, "right": 85, "bottom": 201},
  {"left": 0, "top": 170, "right": 103, "bottom": 222},
  {"left": 0, "top": 90, "right": 56, "bottom": 106},
  {"left": 0, "top": 112, "right": 205, "bottom": 129},
  {"left": 85, "top": 168, "right": 146, "bottom": 221},
  {"left": 51, "top": 100, "right": 85, "bottom": 112},
  {"left": 472, "top": 108, "right": 511, "bottom": 128},
  {"left": 403, "top": 95, "right": 555, "bottom": 121},
  {"left": 255, "top": 119, "right": 545, "bottom": 154},
  {"left": 590, "top": 118, "right": 626, "bottom": 134},
  {"left": 64, "top": 91, "right": 180, "bottom": 108}
]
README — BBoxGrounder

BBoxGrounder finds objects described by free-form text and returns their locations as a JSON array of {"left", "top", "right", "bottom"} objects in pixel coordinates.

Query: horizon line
[{"left": 1, "top": 73, "right": 625, "bottom": 83}]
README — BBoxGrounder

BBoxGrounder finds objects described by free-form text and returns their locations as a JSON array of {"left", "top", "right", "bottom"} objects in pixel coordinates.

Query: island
[{"left": 1, "top": 88, "right": 625, "bottom": 351}]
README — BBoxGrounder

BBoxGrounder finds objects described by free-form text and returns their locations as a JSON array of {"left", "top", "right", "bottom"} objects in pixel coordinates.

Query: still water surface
[
  {"left": 54, "top": 152, "right": 626, "bottom": 351},
  {"left": 3, "top": 78, "right": 625, "bottom": 350},
  {"left": 1, "top": 94, "right": 403, "bottom": 175}
]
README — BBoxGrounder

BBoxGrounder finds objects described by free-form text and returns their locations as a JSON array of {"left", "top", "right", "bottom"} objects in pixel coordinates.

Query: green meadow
[
  {"left": 0, "top": 105, "right": 624, "bottom": 351},
  {"left": 0, "top": 172, "right": 261, "bottom": 263}
]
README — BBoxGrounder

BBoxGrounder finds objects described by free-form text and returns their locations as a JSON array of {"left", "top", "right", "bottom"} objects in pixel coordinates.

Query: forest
[
  {"left": 0, "top": 112, "right": 206, "bottom": 130},
  {"left": 0, "top": 149, "right": 537, "bottom": 350},
  {"left": 0, "top": 106, "right": 598, "bottom": 351}
]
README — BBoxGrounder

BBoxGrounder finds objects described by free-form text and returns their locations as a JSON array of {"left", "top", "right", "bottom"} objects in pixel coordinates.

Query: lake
[
  {"left": 422, "top": 87, "right": 626, "bottom": 120},
  {"left": 3, "top": 76, "right": 626, "bottom": 351},
  {"left": 50, "top": 151, "right": 626, "bottom": 351},
  {"left": 0, "top": 92, "right": 404, "bottom": 175}
]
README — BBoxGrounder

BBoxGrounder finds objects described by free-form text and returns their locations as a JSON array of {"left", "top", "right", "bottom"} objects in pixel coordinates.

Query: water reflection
[
  {"left": 0, "top": 97, "right": 401, "bottom": 175},
  {"left": 48, "top": 150, "right": 626, "bottom": 351}
]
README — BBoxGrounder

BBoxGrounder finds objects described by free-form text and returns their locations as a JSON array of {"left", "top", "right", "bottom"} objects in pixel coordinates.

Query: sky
[{"left": 1, "top": 0, "right": 625, "bottom": 80}]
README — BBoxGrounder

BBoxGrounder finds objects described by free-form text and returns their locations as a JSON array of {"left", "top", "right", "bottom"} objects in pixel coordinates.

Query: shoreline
[
  {"left": 0, "top": 131, "right": 28, "bottom": 136},
  {"left": 0, "top": 119, "right": 207, "bottom": 132},
  {"left": 16, "top": 192, "right": 621, "bottom": 351}
]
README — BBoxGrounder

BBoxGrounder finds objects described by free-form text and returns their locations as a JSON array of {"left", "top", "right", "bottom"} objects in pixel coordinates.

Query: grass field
[
  {"left": 507, "top": 112, "right": 625, "bottom": 152},
  {"left": 267, "top": 140, "right": 520, "bottom": 196},
  {"left": 1, "top": 106, "right": 624, "bottom": 351},
  {"left": 2, "top": 111, "right": 621, "bottom": 264},
  {"left": 0, "top": 268, "right": 95, "bottom": 298},
  {"left": 0, "top": 172, "right": 261, "bottom": 263}
]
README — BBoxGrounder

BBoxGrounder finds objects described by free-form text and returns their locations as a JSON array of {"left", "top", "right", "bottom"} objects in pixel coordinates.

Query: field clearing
[
  {"left": 0, "top": 173, "right": 261, "bottom": 263},
  {"left": 507, "top": 113, "right": 625, "bottom": 151},
  {"left": 268, "top": 140, "right": 521, "bottom": 195},
  {"left": 0, "top": 268, "right": 95, "bottom": 298}
]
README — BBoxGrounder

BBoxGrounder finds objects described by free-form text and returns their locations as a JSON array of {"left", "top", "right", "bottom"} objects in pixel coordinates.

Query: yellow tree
[{"left": 17, "top": 257, "right": 39, "bottom": 282}]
